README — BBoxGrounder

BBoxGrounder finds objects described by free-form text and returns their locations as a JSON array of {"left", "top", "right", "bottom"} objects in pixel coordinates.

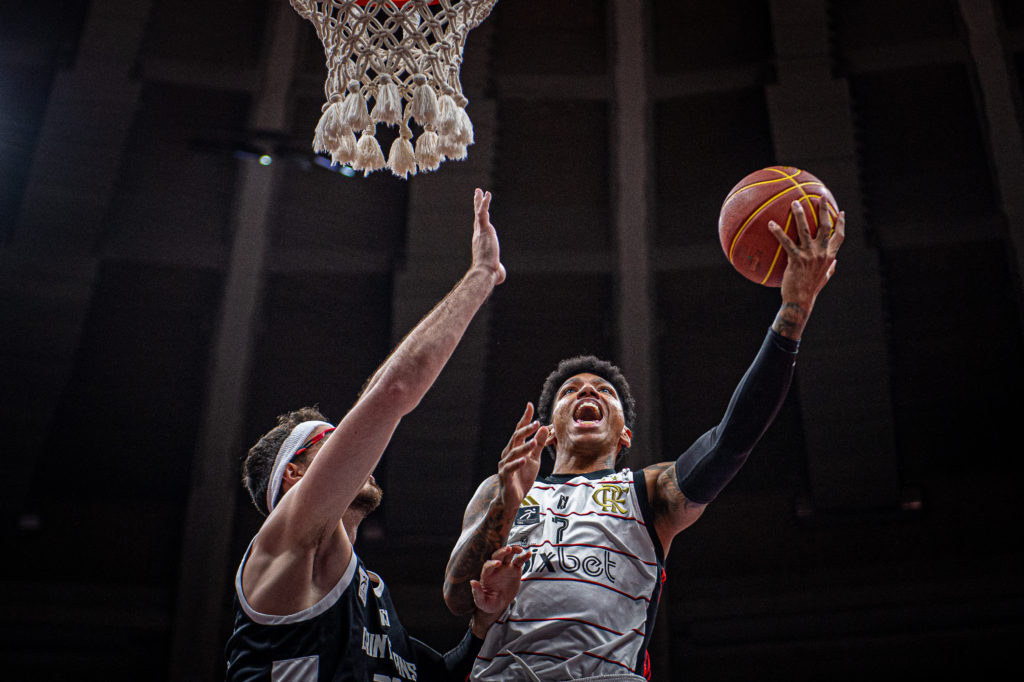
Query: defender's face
[{"left": 550, "top": 372, "right": 630, "bottom": 456}]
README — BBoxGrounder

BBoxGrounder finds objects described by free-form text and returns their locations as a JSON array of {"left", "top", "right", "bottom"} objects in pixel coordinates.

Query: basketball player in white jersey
[
  {"left": 226, "top": 189, "right": 536, "bottom": 681},
  {"left": 444, "top": 199, "right": 846, "bottom": 681}
]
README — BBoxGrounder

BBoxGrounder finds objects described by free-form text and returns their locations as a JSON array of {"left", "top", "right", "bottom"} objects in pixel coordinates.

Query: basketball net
[{"left": 289, "top": 0, "right": 499, "bottom": 178}]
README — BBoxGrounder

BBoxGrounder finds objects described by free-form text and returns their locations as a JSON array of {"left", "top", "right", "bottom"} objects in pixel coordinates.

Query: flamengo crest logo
[{"left": 592, "top": 484, "right": 628, "bottom": 513}]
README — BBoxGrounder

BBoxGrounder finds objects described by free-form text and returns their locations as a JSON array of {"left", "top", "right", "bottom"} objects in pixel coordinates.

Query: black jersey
[{"left": 226, "top": 542, "right": 475, "bottom": 681}]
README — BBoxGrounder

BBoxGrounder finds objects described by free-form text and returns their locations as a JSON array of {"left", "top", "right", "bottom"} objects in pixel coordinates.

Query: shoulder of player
[{"left": 640, "top": 462, "right": 674, "bottom": 489}]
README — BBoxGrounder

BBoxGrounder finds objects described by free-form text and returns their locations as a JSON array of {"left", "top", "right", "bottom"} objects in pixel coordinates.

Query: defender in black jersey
[
  {"left": 445, "top": 198, "right": 846, "bottom": 680},
  {"left": 225, "top": 190, "right": 532, "bottom": 681}
]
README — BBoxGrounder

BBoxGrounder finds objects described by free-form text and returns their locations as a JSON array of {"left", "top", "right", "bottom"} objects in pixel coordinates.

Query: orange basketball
[{"left": 718, "top": 166, "right": 839, "bottom": 287}]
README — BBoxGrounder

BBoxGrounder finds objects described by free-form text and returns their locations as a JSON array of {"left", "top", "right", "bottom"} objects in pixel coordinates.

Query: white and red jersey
[{"left": 472, "top": 468, "right": 665, "bottom": 681}]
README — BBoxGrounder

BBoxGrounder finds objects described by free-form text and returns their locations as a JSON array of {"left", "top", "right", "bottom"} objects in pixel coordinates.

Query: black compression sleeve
[
  {"left": 409, "top": 628, "right": 483, "bottom": 682},
  {"left": 441, "top": 628, "right": 482, "bottom": 680},
  {"left": 674, "top": 328, "right": 799, "bottom": 505}
]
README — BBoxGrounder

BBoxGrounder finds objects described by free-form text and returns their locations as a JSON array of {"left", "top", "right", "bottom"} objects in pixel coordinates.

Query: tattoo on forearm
[
  {"left": 772, "top": 302, "right": 807, "bottom": 339},
  {"left": 445, "top": 478, "right": 509, "bottom": 614}
]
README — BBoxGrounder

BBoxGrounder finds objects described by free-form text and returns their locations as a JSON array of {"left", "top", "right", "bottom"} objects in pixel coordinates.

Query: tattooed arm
[
  {"left": 444, "top": 404, "right": 547, "bottom": 616},
  {"left": 647, "top": 199, "right": 845, "bottom": 554}
]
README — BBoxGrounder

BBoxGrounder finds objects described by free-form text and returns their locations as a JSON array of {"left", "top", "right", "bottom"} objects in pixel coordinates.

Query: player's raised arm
[
  {"left": 262, "top": 188, "right": 505, "bottom": 553},
  {"left": 647, "top": 199, "right": 846, "bottom": 553},
  {"left": 444, "top": 403, "right": 547, "bottom": 616}
]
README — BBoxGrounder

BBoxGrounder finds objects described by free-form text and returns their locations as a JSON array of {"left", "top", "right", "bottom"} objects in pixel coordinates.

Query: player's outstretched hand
[
  {"left": 769, "top": 199, "right": 845, "bottom": 311},
  {"left": 498, "top": 403, "right": 548, "bottom": 516},
  {"left": 471, "top": 545, "right": 529, "bottom": 616},
  {"left": 472, "top": 188, "right": 506, "bottom": 286}
]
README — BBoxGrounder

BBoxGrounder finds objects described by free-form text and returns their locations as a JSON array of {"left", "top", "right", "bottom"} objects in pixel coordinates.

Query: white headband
[{"left": 266, "top": 420, "right": 332, "bottom": 513}]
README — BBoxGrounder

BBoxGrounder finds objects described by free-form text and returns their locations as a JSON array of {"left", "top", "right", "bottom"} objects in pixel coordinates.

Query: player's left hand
[
  {"left": 471, "top": 545, "right": 528, "bottom": 616},
  {"left": 471, "top": 188, "right": 506, "bottom": 286}
]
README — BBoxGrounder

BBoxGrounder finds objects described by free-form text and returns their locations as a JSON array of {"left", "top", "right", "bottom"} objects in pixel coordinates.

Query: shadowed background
[{"left": 1, "top": 1, "right": 1022, "bottom": 680}]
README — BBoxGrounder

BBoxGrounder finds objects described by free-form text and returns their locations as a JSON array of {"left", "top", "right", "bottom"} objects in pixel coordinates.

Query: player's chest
[{"left": 509, "top": 479, "right": 635, "bottom": 539}]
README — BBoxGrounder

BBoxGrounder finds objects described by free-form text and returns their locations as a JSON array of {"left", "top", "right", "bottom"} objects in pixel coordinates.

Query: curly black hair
[
  {"left": 536, "top": 356, "right": 637, "bottom": 464},
  {"left": 242, "top": 406, "right": 329, "bottom": 517}
]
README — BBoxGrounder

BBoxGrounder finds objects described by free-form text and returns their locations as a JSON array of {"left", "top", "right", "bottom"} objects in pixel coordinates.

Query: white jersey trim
[{"left": 234, "top": 538, "right": 359, "bottom": 626}]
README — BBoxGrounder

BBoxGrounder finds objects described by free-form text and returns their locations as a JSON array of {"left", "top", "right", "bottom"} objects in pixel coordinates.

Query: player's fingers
[
  {"left": 498, "top": 452, "right": 530, "bottom": 477},
  {"left": 518, "top": 402, "right": 535, "bottom": 428},
  {"left": 768, "top": 221, "right": 798, "bottom": 255},
  {"left": 501, "top": 405, "right": 536, "bottom": 454},
  {"left": 492, "top": 545, "right": 515, "bottom": 561},
  {"left": 533, "top": 425, "right": 550, "bottom": 449},
  {"left": 482, "top": 557, "right": 502, "bottom": 571},
  {"left": 826, "top": 211, "right": 846, "bottom": 258},
  {"left": 511, "top": 549, "right": 530, "bottom": 569},
  {"left": 815, "top": 200, "right": 833, "bottom": 247},
  {"left": 791, "top": 200, "right": 813, "bottom": 246},
  {"left": 500, "top": 448, "right": 537, "bottom": 477}
]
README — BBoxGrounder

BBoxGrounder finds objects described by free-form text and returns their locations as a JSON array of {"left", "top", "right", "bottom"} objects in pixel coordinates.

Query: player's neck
[{"left": 552, "top": 448, "right": 616, "bottom": 476}]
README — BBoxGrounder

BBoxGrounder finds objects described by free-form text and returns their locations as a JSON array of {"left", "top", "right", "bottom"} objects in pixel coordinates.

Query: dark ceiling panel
[
  {"left": 831, "top": 0, "right": 963, "bottom": 52},
  {"left": 849, "top": 63, "right": 996, "bottom": 235},
  {"left": 492, "top": 99, "right": 611, "bottom": 253},
  {"left": 23, "top": 261, "right": 223, "bottom": 585},
  {"left": 142, "top": 0, "right": 270, "bottom": 66},
  {"left": 102, "top": 83, "right": 251, "bottom": 257},
  {"left": 492, "top": 0, "right": 608, "bottom": 75},
  {"left": 654, "top": 88, "right": 775, "bottom": 250},
  {"left": 883, "top": 240, "right": 1024, "bottom": 478},
  {"left": 0, "top": 0, "right": 91, "bottom": 243},
  {"left": 652, "top": 0, "right": 774, "bottom": 73}
]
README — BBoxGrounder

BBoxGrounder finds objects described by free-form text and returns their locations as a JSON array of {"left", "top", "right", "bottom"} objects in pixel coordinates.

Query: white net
[{"left": 289, "top": 0, "right": 500, "bottom": 178}]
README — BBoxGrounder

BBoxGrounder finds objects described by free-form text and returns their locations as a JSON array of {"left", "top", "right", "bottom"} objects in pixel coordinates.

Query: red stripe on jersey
[
  {"left": 543, "top": 509, "right": 647, "bottom": 526},
  {"left": 533, "top": 477, "right": 630, "bottom": 491}
]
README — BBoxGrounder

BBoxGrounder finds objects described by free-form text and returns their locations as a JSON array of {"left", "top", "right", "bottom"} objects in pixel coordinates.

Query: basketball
[{"left": 718, "top": 166, "right": 839, "bottom": 287}]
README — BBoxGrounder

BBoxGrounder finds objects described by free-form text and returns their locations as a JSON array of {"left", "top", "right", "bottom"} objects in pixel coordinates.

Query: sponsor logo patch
[{"left": 513, "top": 505, "right": 540, "bottom": 526}]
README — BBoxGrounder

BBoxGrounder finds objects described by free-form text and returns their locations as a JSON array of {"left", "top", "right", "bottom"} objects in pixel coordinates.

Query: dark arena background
[{"left": 2, "top": 1, "right": 1022, "bottom": 680}]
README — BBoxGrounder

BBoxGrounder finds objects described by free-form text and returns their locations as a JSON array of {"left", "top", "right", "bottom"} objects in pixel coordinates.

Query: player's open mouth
[{"left": 573, "top": 399, "right": 603, "bottom": 424}]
